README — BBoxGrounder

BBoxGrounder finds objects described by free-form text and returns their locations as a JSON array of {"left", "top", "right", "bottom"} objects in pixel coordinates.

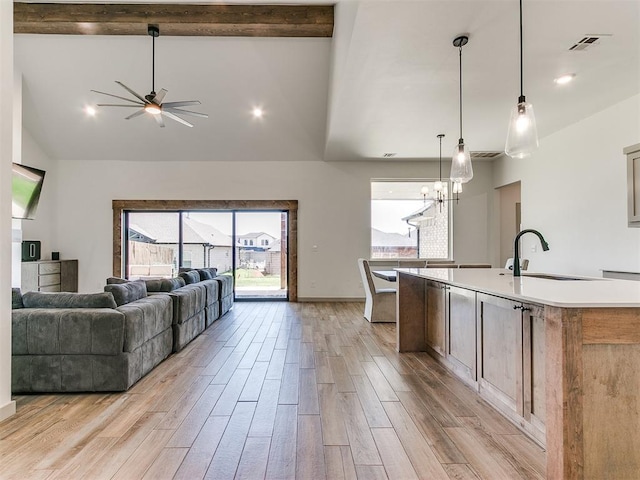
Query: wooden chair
[
  {"left": 357, "top": 258, "right": 396, "bottom": 323},
  {"left": 505, "top": 258, "right": 529, "bottom": 271}
]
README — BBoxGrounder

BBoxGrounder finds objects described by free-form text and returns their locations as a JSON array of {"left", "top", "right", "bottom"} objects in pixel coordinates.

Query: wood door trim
[{"left": 112, "top": 199, "right": 298, "bottom": 301}]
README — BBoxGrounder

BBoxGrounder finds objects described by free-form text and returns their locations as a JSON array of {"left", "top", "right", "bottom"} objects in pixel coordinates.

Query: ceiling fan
[{"left": 91, "top": 25, "right": 208, "bottom": 128}]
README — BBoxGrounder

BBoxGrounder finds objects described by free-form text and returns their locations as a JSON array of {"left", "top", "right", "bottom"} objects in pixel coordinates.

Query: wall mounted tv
[{"left": 12, "top": 163, "right": 46, "bottom": 220}]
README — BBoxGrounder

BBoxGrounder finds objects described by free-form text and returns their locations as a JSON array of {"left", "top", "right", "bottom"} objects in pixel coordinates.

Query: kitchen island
[{"left": 396, "top": 268, "right": 640, "bottom": 480}]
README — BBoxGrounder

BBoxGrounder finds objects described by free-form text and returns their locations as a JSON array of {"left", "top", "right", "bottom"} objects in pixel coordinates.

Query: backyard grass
[{"left": 234, "top": 268, "right": 281, "bottom": 288}]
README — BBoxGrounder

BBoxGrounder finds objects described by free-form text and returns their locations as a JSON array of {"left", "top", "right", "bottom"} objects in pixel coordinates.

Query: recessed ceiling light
[
  {"left": 554, "top": 74, "right": 576, "bottom": 85},
  {"left": 252, "top": 107, "right": 264, "bottom": 118},
  {"left": 84, "top": 105, "right": 96, "bottom": 116}
]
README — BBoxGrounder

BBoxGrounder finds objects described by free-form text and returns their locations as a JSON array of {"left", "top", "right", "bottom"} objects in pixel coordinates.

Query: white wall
[
  {"left": 20, "top": 128, "right": 58, "bottom": 261},
  {"left": 0, "top": 0, "right": 16, "bottom": 421},
  {"left": 494, "top": 94, "right": 640, "bottom": 276},
  {"left": 51, "top": 158, "right": 495, "bottom": 297}
]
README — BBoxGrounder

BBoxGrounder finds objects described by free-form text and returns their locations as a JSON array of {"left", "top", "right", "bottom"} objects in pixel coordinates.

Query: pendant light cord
[
  {"left": 519, "top": 0, "right": 524, "bottom": 98},
  {"left": 152, "top": 33, "right": 156, "bottom": 93},
  {"left": 458, "top": 44, "right": 463, "bottom": 140},
  {"left": 439, "top": 136, "right": 442, "bottom": 181}
]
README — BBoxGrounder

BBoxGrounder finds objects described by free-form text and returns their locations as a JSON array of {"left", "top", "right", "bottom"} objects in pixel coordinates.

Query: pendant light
[
  {"left": 432, "top": 133, "right": 460, "bottom": 212},
  {"left": 505, "top": 0, "right": 538, "bottom": 158},
  {"left": 450, "top": 35, "right": 473, "bottom": 184}
]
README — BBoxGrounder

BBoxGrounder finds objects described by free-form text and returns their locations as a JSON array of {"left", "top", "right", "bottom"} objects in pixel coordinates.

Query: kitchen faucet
[{"left": 513, "top": 229, "right": 549, "bottom": 277}]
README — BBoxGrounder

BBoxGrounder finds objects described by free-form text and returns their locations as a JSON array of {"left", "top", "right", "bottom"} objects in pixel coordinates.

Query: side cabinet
[
  {"left": 477, "top": 292, "right": 545, "bottom": 444},
  {"left": 21, "top": 260, "right": 78, "bottom": 293},
  {"left": 425, "top": 280, "right": 447, "bottom": 357}
]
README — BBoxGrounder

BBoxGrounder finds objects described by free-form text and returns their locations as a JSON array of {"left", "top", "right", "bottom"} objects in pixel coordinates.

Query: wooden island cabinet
[{"left": 396, "top": 268, "right": 640, "bottom": 480}]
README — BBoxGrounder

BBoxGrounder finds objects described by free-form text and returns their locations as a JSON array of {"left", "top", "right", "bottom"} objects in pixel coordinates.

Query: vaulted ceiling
[{"left": 14, "top": 1, "right": 640, "bottom": 163}]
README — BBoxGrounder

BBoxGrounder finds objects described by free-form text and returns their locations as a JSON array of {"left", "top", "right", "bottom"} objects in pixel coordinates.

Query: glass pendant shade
[
  {"left": 505, "top": 99, "right": 538, "bottom": 158},
  {"left": 450, "top": 140, "right": 473, "bottom": 183}
]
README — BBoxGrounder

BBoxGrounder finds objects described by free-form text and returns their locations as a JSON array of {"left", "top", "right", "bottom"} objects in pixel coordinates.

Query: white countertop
[{"left": 395, "top": 268, "right": 640, "bottom": 308}]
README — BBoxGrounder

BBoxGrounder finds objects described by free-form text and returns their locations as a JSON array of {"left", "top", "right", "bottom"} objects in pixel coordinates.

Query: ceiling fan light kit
[{"left": 91, "top": 24, "right": 208, "bottom": 128}]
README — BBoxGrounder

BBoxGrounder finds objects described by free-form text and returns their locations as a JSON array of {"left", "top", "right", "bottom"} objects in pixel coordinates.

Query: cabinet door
[
  {"left": 447, "top": 286, "right": 477, "bottom": 383},
  {"left": 21, "top": 263, "right": 38, "bottom": 293},
  {"left": 626, "top": 144, "right": 640, "bottom": 226},
  {"left": 522, "top": 303, "right": 546, "bottom": 443},
  {"left": 425, "top": 280, "right": 446, "bottom": 356},
  {"left": 477, "top": 293, "right": 523, "bottom": 415}
]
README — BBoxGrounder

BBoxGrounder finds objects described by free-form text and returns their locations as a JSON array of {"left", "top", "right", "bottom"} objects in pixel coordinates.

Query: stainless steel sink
[{"left": 522, "top": 273, "right": 595, "bottom": 281}]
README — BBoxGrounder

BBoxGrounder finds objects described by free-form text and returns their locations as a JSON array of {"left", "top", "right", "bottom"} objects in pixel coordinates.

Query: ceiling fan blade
[
  {"left": 115, "top": 81, "right": 149, "bottom": 104},
  {"left": 124, "top": 109, "right": 146, "bottom": 120},
  {"left": 91, "top": 90, "right": 143, "bottom": 105},
  {"left": 162, "top": 111, "right": 193, "bottom": 128},
  {"left": 154, "top": 114, "right": 165, "bottom": 128},
  {"left": 154, "top": 89, "right": 168, "bottom": 104},
  {"left": 164, "top": 107, "right": 208, "bottom": 119},
  {"left": 97, "top": 103, "right": 143, "bottom": 107},
  {"left": 162, "top": 100, "right": 201, "bottom": 108}
]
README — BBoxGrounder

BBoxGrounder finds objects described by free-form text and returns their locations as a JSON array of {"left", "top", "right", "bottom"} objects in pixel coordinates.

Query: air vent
[
  {"left": 471, "top": 151, "right": 502, "bottom": 159},
  {"left": 569, "top": 34, "right": 610, "bottom": 51},
  {"left": 382, "top": 153, "right": 396, "bottom": 158}
]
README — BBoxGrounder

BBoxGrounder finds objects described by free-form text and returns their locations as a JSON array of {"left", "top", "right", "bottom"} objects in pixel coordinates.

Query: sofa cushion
[
  {"left": 197, "top": 268, "right": 217, "bottom": 280},
  {"left": 179, "top": 270, "right": 201, "bottom": 285},
  {"left": 117, "top": 294, "right": 173, "bottom": 352},
  {"left": 144, "top": 279, "right": 163, "bottom": 292},
  {"left": 161, "top": 277, "right": 186, "bottom": 292},
  {"left": 12, "top": 308, "right": 124, "bottom": 355},
  {"left": 104, "top": 280, "right": 147, "bottom": 307},
  {"left": 12, "top": 288, "right": 23, "bottom": 309},
  {"left": 22, "top": 291, "right": 117, "bottom": 309}
]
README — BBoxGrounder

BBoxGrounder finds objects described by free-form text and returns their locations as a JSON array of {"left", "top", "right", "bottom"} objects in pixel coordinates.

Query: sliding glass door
[
  {"left": 234, "top": 211, "right": 288, "bottom": 300},
  {"left": 124, "top": 209, "right": 288, "bottom": 300}
]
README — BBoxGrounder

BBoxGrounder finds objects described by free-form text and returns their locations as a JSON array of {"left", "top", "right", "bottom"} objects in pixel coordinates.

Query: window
[
  {"left": 250, "top": 240, "right": 254, "bottom": 246},
  {"left": 244, "top": 239, "right": 248, "bottom": 245},
  {"left": 371, "top": 180, "right": 451, "bottom": 259}
]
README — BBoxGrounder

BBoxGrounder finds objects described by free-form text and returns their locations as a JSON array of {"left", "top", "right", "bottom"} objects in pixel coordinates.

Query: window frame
[
  {"left": 113, "top": 199, "right": 298, "bottom": 301},
  {"left": 370, "top": 179, "right": 454, "bottom": 261}
]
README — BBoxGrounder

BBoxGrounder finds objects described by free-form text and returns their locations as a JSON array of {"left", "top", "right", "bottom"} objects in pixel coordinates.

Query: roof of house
[
  {"left": 128, "top": 213, "right": 233, "bottom": 246},
  {"left": 237, "top": 232, "right": 276, "bottom": 240},
  {"left": 371, "top": 228, "right": 415, "bottom": 247}
]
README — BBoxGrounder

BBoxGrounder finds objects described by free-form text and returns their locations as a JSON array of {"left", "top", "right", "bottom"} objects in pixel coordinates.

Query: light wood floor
[{"left": 0, "top": 302, "right": 546, "bottom": 480}]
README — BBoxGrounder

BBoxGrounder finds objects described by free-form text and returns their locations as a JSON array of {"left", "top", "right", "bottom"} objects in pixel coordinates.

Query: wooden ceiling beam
[{"left": 13, "top": 3, "right": 334, "bottom": 37}]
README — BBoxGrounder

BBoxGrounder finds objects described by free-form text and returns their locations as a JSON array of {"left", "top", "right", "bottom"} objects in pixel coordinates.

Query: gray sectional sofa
[{"left": 11, "top": 268, "right": 234, "bottom": 393}]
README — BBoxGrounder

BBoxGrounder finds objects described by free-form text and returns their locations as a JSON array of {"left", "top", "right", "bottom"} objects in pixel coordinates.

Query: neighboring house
[
  {"left": 237, "top": 232, "right": 276, "bottom": 250},
  {"left": 128, "top": 214, "right": 233, "bottom": 275},
  {"left": 371, "top": 228, "right": 417, "bottom": 258}
]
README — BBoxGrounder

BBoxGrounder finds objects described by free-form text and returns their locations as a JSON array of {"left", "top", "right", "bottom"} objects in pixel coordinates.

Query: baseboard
[
  {"left": 0, "top": 399, "right": 16, "bottom": 422},
  {"left": 297, "top": 297, "right": 364, "bottom": 303}
]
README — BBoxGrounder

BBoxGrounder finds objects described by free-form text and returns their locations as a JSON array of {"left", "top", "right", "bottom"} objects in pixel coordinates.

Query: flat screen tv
[{"left": 12, "top": 163, "right": 46, "bottom": 220}]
